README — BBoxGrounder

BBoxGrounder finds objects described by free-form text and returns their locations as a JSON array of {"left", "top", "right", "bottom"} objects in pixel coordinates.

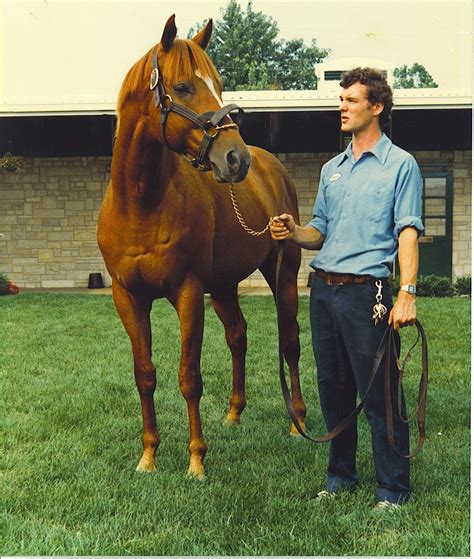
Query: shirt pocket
[
  {"left": 354, "top": 180, "right": 394, "bottom": 223},
  {"left": 324, "top": 178, "right": 345, "bottom": 222}
]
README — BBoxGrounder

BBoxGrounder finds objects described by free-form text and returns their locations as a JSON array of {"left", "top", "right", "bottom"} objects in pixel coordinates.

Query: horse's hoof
[
  {"left": 223, "top": 413, "right": 240, "bottom": 426},
  {"left": 290, "top": 431, "right": 305, "bottom": 439},
  {"left": 187, "top": 455, "right": 206, "bottom": 480},
  {"left": 136, "top": 456, "right": 157, "bottom": 472},
  {"left": 186, "top": 469, "right": 206, "bottom": 481},
  {"left": 290, "top": 421, "right": 306, "bottom": 437}
]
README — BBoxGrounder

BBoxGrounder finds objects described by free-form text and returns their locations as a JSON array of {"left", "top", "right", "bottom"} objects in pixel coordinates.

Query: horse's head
[{"left": 146, "top": 15, "right": 251, "bottom": 183}]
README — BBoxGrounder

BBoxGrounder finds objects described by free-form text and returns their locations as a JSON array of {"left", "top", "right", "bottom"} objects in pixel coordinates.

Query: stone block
[
  {"left": 38, "top": 249, "right": 54, "bottom": 262},
  {"left": 1, "top": 189, "right": 26, "bottom": 200},
  {"left": 48, "top": 231, "right": 73, "bottom": 241},
  {"left": 42, "top": 198, "right": 57, "bottom": 209},
  {"left": 65, "top": 201, "right": 86, "bottom": 211},
  {"left": 42, "top": 279, "right": 75, "bottom": 288},
  {"left": 73, "top": 230, "right": 95, "bottom": 241},
  {"left": 36, "top": 209, "right": 65, "bottom": 219},
  {"left": 85, "top": 181, "right": 103, "bottom": 191}
]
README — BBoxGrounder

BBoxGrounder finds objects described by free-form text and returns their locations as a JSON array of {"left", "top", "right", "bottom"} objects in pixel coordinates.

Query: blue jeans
[{"left": 310, "top": 275, "right": 410, "bottom": 504}]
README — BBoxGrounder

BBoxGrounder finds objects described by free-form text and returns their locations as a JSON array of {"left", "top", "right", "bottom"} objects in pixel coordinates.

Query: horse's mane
[{"left": 116, "top": 38, "right": 222, "bottom": 127}]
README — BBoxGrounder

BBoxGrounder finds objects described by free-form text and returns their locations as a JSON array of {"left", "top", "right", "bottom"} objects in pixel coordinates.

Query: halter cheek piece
[{"left": 150, "top": 50, "right": 243, "bottom": 171}]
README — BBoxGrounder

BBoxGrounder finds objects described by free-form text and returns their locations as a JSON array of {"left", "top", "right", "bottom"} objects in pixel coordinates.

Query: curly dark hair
[{"left": 339, "top": 67, "right": 393, "bottom": 128}]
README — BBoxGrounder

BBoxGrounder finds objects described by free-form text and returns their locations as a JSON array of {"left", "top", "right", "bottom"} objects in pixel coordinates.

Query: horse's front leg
[
  {"left": 112, "top": 281, "right": 159, "bottom": 472},
  {"left": 170, "top": 277, "right": 207, "bottom": 479}
]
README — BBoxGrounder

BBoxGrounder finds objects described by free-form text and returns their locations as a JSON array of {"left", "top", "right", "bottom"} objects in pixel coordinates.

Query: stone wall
[
  {"left": 0, "top": 150, "right": 471, "bottom": 288},
  {"left": 452, "top": 151, "right": 472, "bottom": 278},
  {"left": 0, "top": 157, "right": 109, "bottom": 288}
]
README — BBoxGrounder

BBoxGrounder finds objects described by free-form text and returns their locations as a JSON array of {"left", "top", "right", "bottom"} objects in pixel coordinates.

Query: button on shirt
[{"left": 308, "top": 133, "right": 424, "bottom": 278}]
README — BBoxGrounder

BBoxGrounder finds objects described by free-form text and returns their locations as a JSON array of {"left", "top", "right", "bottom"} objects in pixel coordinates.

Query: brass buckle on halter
[
  {"left": 150, "top": 68, "right": 160, "bottom": 91},
  {"left": 205, "top": 127, "right": 219, "bottom": 140},
  {"left": 215, "top": 123, "right": 239, "bottom": 132},
  {"left": 183, "top": 154, "right": 211, "bottom": 172}
]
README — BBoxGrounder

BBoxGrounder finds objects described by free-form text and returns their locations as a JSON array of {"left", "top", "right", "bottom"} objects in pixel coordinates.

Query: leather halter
[{"left": 149, "top": 50, "right": 243, "bottom": 171}]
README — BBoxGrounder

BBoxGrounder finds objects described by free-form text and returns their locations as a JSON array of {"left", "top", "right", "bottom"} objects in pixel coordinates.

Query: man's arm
[
  {"left": 389, "top": 226, "right": 418, "bottom": 330},
  {"left": 270, "top": 213, "right": 324, "bottom": 250}
]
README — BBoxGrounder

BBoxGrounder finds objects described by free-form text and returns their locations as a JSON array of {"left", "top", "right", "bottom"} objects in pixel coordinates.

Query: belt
[{"left": 315, "top": 268, "right": 372, "bottom": 286}]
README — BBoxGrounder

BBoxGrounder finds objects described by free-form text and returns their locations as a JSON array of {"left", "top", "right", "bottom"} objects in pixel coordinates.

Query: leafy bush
[
  {"left": 417, "top": 275, "right": 455, "bottom": 297},
  {"left": 389, "top": 274, "right": 455, "bottom": 297},
  {"left": 0, "top": 272, "right": 9, "bottom": 295},
  {"left": 0, "top": 272, "right": 19, "bottom": 295},
  {"left": 454, "top": 275, "right": 471, "bottom": 296},
  {"left": 0, "top": 152, "right": 24, "bottom": 172}
]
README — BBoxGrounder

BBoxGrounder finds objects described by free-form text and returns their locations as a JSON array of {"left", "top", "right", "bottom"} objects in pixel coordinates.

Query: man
[{"left": 270, "top": 67, "right": 424, "bottom": 511}]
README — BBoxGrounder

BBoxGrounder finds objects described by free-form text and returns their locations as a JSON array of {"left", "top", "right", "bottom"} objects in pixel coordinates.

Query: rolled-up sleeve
[
  {"left": 307, "top": 165, "right": 328, "bottom": 237},
  {"left": 393, "top": 156, "right": 425, "bottom": 238}
]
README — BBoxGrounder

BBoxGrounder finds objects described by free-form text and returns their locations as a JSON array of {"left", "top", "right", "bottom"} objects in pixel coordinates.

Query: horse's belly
[
  {"left": 209, "top": 235, "right": 271, "bottom": 287},
  {"left": 112, "top": 251, "right": 188, "bottom": 295}
]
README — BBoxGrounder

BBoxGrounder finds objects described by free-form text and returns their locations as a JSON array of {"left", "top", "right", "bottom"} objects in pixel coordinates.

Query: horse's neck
[{"left": 111, "top": 112, "right": 176, "bottom": 209}]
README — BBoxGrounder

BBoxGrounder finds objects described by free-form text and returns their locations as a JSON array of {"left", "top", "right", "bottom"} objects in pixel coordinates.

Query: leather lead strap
[
  {"left": 276, "top": 241, "right": 428, "bottom": 457},
  {"left": 384, "top": 321, "right": 428, "bottom": 458}
]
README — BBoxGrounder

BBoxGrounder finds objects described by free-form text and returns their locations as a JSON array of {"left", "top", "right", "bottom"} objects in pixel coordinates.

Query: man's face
[{"left": 339, "top": 81, "right": 382, "bottom": 134}]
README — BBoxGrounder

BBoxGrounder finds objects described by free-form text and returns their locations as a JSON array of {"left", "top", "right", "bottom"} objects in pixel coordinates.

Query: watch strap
[{"left": 400, "top": 284, "right": 416, "bottom": 295}]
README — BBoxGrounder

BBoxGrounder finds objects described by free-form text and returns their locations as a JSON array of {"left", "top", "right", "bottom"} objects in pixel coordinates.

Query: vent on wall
[
  {"left": 324, "top": 71, "right": 343, "bottom": 81},
  {"left": 324, "top": 70, "right": 388, "bottom": 81}
]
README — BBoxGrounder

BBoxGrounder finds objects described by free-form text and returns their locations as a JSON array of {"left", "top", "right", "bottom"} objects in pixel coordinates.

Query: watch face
[{"left": 408, "top": 285, "right": 416, "bottom": 294}]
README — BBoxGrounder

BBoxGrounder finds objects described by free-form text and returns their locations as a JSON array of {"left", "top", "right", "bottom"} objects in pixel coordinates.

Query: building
[
  {"left": 315, "top": 57, "right": 395, "bottom": 91},
  {"left": 0, "top": 85, "right": 470, "bottom": 288}
]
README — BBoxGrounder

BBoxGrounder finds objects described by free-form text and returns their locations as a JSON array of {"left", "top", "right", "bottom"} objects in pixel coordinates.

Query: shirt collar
[{"left": 337, "top": 133, "right": 392, "bottom": 167}]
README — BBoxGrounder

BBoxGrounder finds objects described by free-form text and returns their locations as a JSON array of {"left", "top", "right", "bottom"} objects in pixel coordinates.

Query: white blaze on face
[{"left": 195, "top": 69, "right": 224, "bottom": 108}]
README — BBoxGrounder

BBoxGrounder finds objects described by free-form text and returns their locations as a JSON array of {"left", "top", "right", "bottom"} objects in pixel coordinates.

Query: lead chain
[{"left": 228, "top": 182, "right": 271, "bottom": 237}]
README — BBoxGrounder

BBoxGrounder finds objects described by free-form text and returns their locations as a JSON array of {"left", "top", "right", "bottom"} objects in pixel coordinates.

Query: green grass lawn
[{"left": 1, "top": 293, "right": 470, "bottom": 556}]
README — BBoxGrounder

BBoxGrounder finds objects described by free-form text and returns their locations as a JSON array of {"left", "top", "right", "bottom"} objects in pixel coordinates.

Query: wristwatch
[{"left": 399, "top": 284, "right": 416, "bottom": 295}]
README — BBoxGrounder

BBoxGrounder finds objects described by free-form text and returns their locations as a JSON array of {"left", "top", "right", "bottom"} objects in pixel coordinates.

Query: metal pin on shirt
[{"left": 372, "top": 280, "right": 387, "bottom": 325}]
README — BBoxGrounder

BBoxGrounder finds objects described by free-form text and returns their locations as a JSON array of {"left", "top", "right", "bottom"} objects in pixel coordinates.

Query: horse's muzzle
[{"left": 209, "top": 144, "right": 251, "bottom": 183}]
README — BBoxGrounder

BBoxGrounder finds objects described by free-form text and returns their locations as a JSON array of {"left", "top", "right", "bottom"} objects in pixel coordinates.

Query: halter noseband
[{"left": 150, "top": 50, "right": 243, "bottom": 171}]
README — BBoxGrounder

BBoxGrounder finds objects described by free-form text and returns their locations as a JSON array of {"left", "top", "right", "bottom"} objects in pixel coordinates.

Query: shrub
[
  {"left": 389, "top": 274, "right": 455, "bottom": 297},
  {"left": 416, "top": 275, "right": 455, "bottom": 297},
  {"left": 0, "top": 152, "right": 24, "bottom": 172},
  {"left": 0, "top": 272, "right": 9, "bottom": 295},
  {"left": 0, "top": 272, "right": 19, "bottom": 295},
  {"left": 454, "top": 275, "right": 471, "bottom": 296}
]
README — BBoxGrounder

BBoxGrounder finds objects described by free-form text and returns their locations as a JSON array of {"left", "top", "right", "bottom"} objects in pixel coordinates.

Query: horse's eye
[{"left": 173, "top": 83, "right": 192, "bottom": 96}]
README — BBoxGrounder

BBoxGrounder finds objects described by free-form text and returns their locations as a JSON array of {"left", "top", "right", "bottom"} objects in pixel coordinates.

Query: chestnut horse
[{"left": 97, "top": 14, "right": 306, "bottom": 478}]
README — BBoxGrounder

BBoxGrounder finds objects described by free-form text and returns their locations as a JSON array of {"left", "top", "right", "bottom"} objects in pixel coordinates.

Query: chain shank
[{"left": 228, "top": 183, "right": 270, "bottom": 237}]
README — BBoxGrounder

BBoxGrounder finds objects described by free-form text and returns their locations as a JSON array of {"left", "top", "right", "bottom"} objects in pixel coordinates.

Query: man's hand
[
  {"left": 270, "top": 214, "right": 324, "bottom": 250},
  {"left": 270, "top": 213, "right": 297, "bottom": 241},
  {"left": 389, "top": 291, "right": 416, "bottom": 331}
]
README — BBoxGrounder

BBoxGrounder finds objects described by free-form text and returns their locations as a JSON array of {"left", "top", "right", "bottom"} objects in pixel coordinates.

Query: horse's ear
[
  {"left": 192, "top": 19, "right": 213, "bottom": 50},
  {"left": 161, "top": 14, "right": 177, "bottom": 52}
]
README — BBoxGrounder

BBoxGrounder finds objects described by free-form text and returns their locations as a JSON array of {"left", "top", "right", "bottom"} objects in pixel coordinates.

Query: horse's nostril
[{"left": 226, "top": 150, "right": 240, "bottom": 170}]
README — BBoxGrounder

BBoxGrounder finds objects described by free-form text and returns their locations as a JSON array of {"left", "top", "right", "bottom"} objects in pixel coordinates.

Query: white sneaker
[
  {"left": 314, "top": 490, "right": 336, "bottom": 501},
  {"left": 372, "top": 500, "right": 401, "bottom": 513}
]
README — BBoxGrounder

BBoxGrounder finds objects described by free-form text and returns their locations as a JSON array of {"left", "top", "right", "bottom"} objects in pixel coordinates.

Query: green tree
[
  {"left": 188, "top": 0, "right": 329, "bottom": 90},
  {"left": 393, "top": 63, "right": 439, "bottom": 88}
]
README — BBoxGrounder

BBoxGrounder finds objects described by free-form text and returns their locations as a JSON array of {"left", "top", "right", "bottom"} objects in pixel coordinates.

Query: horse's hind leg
[
  {"left": 260, "top": 247, "right": 307, "bottom": 435},
  {"left": 112, "top": 281, "right": 159, "bottom": 472},
  {"left": 211, "top": 286, "right": 247, "bottom": 425}
]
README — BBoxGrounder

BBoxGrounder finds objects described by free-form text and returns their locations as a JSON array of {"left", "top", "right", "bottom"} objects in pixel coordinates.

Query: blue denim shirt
[{"left": 308, "top": 133, "right": 424, "bottom": 278}]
